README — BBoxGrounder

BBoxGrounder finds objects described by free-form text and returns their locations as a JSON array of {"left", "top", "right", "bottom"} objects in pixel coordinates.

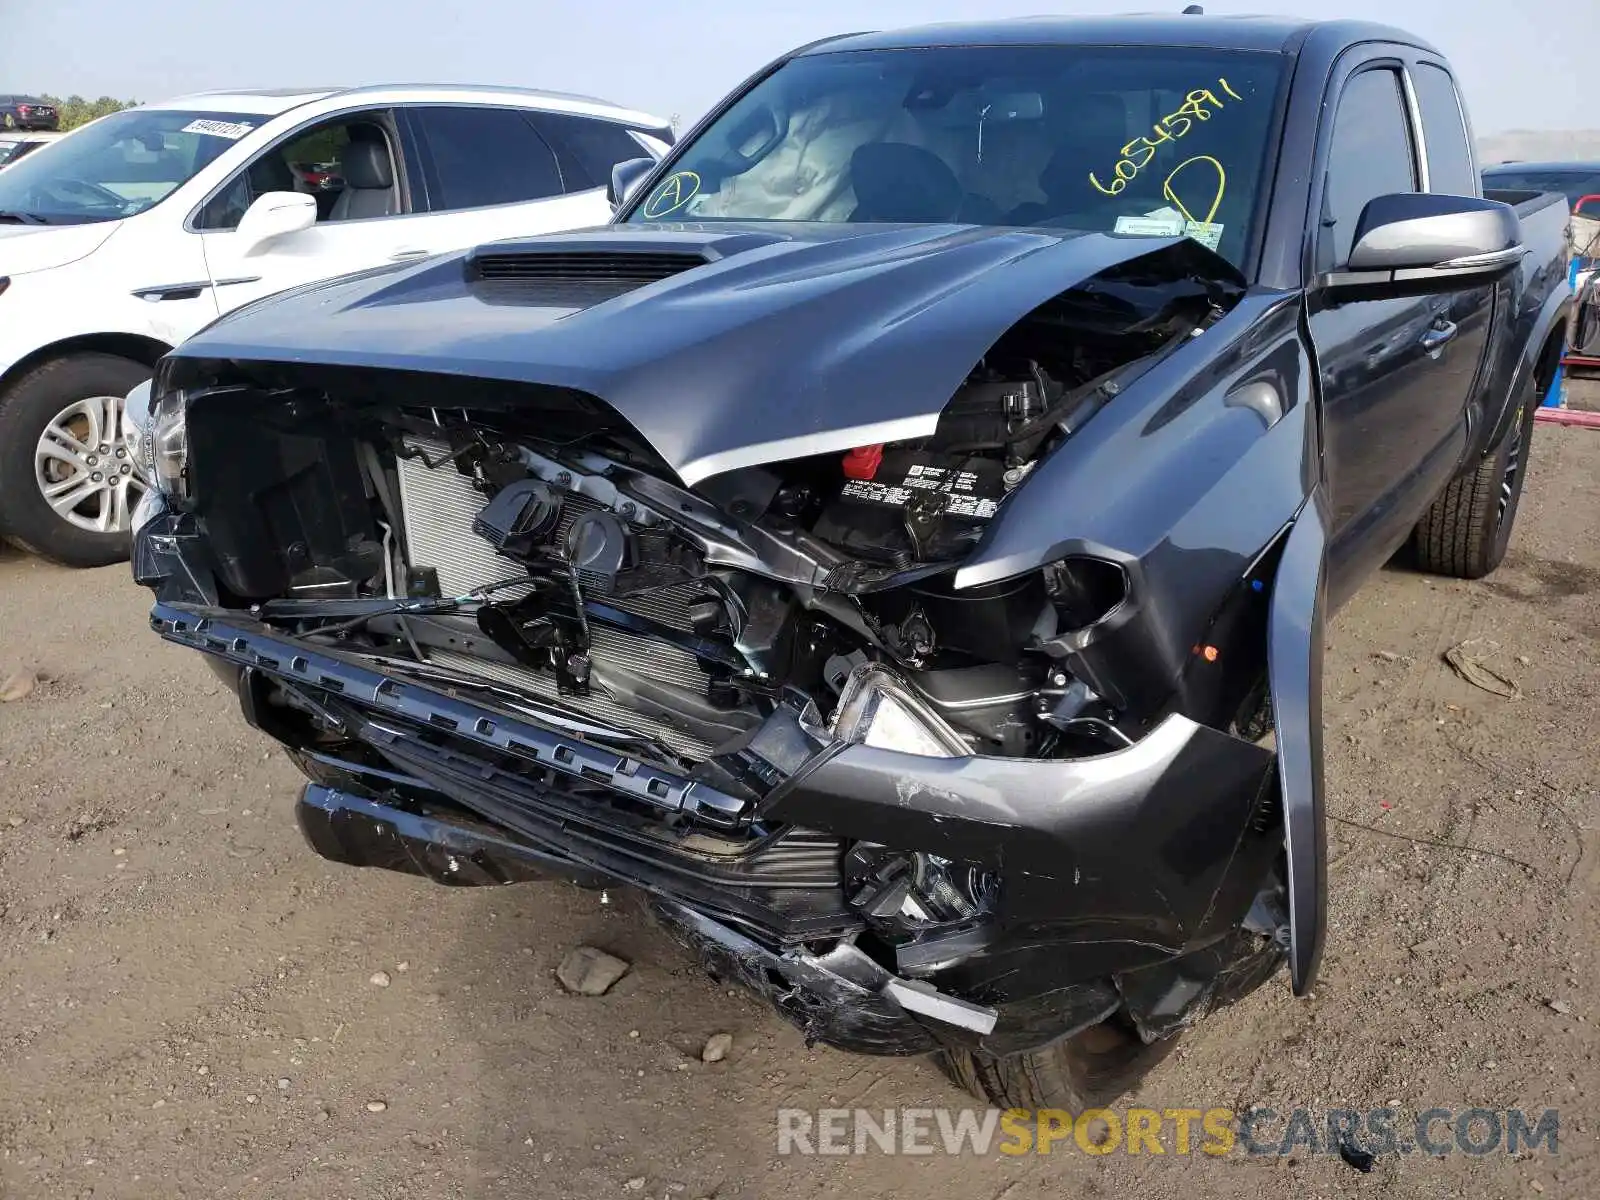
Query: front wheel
[
  {"left": 938, "top": 1017, "right": 1180, "bottom": 1113},
  {"left": 1413, "top": 375, "right": 1539, "bottom": 579},
  {"left": 938, "top": 925, "right": 1286, "bottom": 1111},
  {"left": 0, "top": 353, "right": 151, "bottom": 568}
]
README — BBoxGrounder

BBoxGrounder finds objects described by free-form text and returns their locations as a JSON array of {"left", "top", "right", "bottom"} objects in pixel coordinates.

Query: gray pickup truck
[{"left": 130, "top": 14, "right": 1572, "bottom": 1112}]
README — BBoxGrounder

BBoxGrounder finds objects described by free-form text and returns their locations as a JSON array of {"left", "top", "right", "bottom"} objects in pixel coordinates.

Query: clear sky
[{"left": 2, "top": 0, "right": 1591, "bottom": 135}]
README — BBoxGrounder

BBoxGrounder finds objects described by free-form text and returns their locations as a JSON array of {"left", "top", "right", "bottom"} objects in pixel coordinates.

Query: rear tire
[
  {"left": 0, "top": 352, "right": 151, "bottom": 568},
  {"left": 1413, "top": 375, "right": 1539, "bottom": 579}
]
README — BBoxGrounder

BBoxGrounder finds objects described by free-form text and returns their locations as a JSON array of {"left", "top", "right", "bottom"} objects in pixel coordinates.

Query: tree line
[{"left": 35, "top": 95, "right": 139, "bottom": 130}]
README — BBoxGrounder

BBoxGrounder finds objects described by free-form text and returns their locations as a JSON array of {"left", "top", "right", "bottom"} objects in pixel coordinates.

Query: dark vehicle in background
[
  {"left": 1482, "top": 160, "right": 1600, "bottom": 211},
  {"left": 131, "top": 15, "right": 1572, "bottom": 1111},
  {"left": 0, "top": 96, "right": 60, "bottom": 131}
]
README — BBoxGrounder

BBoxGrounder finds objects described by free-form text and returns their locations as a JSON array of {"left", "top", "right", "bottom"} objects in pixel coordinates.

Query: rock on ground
[{"left": 555, "top": 946, "right": 630, "bottom": 996}]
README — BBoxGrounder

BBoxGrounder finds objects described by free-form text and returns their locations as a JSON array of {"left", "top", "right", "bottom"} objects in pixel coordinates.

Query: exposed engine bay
[{"left": 241, "top": 316, "right": 1202, "bottom": 782}]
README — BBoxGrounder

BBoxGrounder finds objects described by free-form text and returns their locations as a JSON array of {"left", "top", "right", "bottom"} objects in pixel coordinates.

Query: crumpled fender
[{"left": 1267, "top": 487, "right": 1329, "bottom": 994}]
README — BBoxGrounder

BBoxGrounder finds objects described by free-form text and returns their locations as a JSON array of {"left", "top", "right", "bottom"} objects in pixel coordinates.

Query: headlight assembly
[
  {"left": 830, "top": 663, "right": 970, "bottom": 757},
  {"left": 135, "top": 387, "right": 190, "bottom": 501},
  {"left": 121, "top": 380, "right": 153, "bottom": 481}
]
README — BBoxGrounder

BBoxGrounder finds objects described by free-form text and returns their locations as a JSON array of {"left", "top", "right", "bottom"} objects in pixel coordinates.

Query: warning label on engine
[{"left": 841, "top": 462, "right": 1000, "bottom": 520}]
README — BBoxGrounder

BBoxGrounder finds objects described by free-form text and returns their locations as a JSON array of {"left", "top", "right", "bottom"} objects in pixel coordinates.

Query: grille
[{"left": 393, "top": 440, "right": 718, "bottom": 760}]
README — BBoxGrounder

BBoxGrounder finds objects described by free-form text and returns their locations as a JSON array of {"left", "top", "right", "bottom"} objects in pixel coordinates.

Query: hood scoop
[{"left": 465, "top": 243, "right": 711, "bottom": 305}]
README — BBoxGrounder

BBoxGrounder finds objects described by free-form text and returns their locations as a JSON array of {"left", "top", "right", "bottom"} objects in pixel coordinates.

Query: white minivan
[{"left": 0, "top": 85, "right": 670, "bottom": 565}]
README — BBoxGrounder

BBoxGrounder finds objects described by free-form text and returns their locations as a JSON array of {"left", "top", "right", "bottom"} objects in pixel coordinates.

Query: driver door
[{"left": 194, "top": 109, "right": 423, "bottom": 314}]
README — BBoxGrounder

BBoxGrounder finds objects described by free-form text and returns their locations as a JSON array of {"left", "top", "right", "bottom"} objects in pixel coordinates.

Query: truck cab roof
[{"left": 809, "top": 14, "right": 1438, "bottom": 56}]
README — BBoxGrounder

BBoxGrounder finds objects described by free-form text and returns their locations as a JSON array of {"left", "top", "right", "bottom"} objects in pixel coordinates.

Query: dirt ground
[{"left": 1, "top": 427, "right": 1596, "bottom": 1200}]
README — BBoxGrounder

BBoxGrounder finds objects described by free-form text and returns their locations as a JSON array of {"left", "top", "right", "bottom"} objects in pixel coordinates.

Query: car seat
[
  {"left": 330, "top": 129, "right": 397, "bottom": 221},
  {"left": 1007, "top": 94, "right": 1144, "bottom": 227},
  {"left": 849, "top": 142, "right": 1008, "bottom": 224}
]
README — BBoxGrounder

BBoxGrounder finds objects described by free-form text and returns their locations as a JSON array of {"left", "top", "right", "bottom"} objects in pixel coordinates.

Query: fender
[
  {"left": 1267, "top": 487, "right": 1329, "bottom": 994},
  {"left": 1481, "top": 275, "right": 1572, "bottom": 454}
]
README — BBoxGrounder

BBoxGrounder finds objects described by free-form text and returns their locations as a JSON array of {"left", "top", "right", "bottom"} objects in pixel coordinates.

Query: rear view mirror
[
  {"left": 1320, "top": 192, "right": 1523, "bottom": 301},
  {"left": 983, "top": 92, "right": 1044, "bottom": 121},
  {"left": 235, "top": 191, "right": 316, "bottom": 254},
  {"left": 608, "top": 157, "right": 655, "bottom": 208}
]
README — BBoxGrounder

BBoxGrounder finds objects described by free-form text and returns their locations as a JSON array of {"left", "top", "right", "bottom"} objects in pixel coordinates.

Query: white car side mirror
[{"left": 236, "top": 191, "right": 316, "bottom": 254}]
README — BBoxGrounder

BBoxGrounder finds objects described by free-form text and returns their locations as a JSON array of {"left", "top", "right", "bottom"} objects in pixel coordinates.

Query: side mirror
[
  {"left": 1320, "top": 192, "right": 1523, "bottom": 301},
  {"left": 235, "top": 191, "right": 316, "bottom": 254},
  {"left": 608, "top": 157, "right": 656, "bottom": 209}
]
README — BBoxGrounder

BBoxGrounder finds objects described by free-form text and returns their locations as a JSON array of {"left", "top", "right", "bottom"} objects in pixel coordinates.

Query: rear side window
[
  {"left": 1321, "top": 68, "right": 1418, "bottom": 268},
  {"left": 408, "top": 106, "right": 564, "bottom": 211},
  {"left": 1410, "top": 64, "right": 1476, "bottom": 197},
  {"left": 529, "top": 111, "right": 651, "bottom": 190}
]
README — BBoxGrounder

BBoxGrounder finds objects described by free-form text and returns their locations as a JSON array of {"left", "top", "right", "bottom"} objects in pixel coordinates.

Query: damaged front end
[{"left": 133, "top": 235, "right": 1325, "bottom": 1057}]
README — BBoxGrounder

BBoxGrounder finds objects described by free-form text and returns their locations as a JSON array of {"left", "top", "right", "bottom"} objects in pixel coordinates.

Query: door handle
[
  {"left": 1420, "top": 319, "right": 1458, "bottom": 357},
  {"left": 389, "top": 248, "right": 431, "bottom": 261}
]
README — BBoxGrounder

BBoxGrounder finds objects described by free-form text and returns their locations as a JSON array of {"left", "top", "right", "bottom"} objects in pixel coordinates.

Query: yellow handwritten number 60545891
[{"left": 1087, "top": 78, "right": 1242, "bottom": 196}]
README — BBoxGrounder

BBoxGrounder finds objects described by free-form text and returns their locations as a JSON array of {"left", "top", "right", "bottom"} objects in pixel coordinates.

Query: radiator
[{"left": 393, "top": 440, "right": 717, "bottom": 760}]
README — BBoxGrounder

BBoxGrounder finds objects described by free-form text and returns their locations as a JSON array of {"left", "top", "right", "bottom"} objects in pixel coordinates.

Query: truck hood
[
  {"left": 173, "top": 222, "right": 1238, "bottom": 486},
  {"left": 0, "top": 220, "right": 120, "bottom": 275}
]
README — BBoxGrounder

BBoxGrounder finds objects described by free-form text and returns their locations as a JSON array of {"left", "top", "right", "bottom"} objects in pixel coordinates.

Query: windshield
[
  {"left": 625, "top": 45, "right": 1284, "bottom": 269},
  {"left": 0, "top": 109, "right": 266, "bottom": 225}
]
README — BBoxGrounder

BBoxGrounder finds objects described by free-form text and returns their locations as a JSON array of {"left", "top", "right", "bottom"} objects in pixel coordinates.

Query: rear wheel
[
  {"left": 0, "top": 352, "right": 151, "bottom": 568},
  {"left": 1413, "top": 375, "right": 1540, "bottom": 579}
]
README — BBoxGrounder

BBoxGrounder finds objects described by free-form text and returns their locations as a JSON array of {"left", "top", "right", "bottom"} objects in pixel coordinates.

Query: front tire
[
  {"left": 0, "top": 353, "right": 151, "bottom": 568},
  {"left": 938, "top": 1017, "right": 1180, "bottom": 1112},
  {"left": 1413, "top": 375, "right": 1539, "bottom": 579}
]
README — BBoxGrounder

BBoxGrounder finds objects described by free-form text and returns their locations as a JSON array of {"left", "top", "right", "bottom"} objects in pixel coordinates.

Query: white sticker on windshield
[
  {"left": 1184, "top": 221, "right": 1224, "bottom": 251},
  {"left": 180, "top": 119, "right": 254, "bottom": 140},
  {"left": 1114, "top": 214, "right": 1185, "bottom": 237}
]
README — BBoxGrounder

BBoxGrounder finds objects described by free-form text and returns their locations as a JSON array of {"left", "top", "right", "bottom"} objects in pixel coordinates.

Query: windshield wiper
[{"left": 0, "top": 211, "right": 50, "bottom": 225}]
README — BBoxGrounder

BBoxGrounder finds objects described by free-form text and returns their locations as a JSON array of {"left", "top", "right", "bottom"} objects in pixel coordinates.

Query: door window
[
  {"left": 1320, "top": 68, "right": 1418, "bottom": 268},
  {"left": 528, "top": 111, "right": 652, "bottom": 191},
  {"left": 408, "top": 106, "right": 565, "bottom": 212},
  {"left": 195, "top": 112, "right": 398, "bottom": 229},
  {"left": 1409, "top": 64, "right": 1476, "bottom": 197}
]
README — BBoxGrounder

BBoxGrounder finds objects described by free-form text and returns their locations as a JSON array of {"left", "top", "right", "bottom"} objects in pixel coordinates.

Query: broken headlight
[
  {"left": 130, "top": 387, "right": 190, "bottom": 501},
  {"left": 829, "top": 663, "right": 970, "bottom": 757}
]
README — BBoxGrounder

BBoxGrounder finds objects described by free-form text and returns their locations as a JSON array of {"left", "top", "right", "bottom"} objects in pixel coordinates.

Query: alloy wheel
[
  {"left": 33, "top": 394, "right": 146, "bottom": 535},
  {"left": 1497, "top": 409, "right": 1525, "bottom": 528}
]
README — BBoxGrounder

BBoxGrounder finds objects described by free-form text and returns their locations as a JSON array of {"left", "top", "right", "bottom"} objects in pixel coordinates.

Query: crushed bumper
[{"left": 151, "top": 599, "right": 1284, "bottom": 1049}]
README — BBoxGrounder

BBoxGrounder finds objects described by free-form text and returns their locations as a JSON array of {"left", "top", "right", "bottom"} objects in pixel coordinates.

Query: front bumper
[
  {"left": 148, "top": 585, "right": 1283, "bottom": 1041},
  {"left": 297, "top": 780, "right": 1099, "bottom": 1056}
]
